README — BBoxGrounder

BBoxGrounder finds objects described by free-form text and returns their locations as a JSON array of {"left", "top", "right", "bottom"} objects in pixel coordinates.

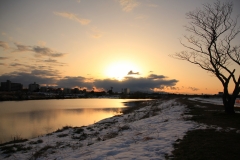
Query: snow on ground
[
  {"left": 0, "top": 98, "right": 237, "bottom": 160},
  {"left": 189, "top": 97, "right": 240, "bottom": 107}
]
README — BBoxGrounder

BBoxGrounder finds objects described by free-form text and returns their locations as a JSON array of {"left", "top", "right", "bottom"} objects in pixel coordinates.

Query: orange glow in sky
[{"left": 0, "top": 0, "right": 239, "bottom": 94}]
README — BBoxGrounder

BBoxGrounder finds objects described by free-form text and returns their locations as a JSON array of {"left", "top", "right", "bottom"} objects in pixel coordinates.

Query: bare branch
[
  {"left": 172, "top": 1, "right": 239, "bottom": 85},
  {"left": 171, "top": 0, "right": 240, "bottom": 113}
]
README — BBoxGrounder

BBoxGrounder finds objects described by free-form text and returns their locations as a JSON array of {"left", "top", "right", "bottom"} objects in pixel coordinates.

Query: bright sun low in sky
[
  {"left": 0, "top": 0, "right": 239, "bottom": 94},
  {"left": 105, "top": 60, "right": 140, "bottom": 80}
]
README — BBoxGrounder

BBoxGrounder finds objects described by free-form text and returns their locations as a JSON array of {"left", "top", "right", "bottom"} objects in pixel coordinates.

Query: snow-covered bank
[{"left": 0, "top": 99, "right": 200, "bottom": 159}]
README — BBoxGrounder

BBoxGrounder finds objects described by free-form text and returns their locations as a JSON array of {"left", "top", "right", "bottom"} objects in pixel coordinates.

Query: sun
[{"left": 105, "top": 61, "right": 140, "bottom": 80}]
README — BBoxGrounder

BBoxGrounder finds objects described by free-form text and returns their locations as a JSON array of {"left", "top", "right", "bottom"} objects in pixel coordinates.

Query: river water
[{"left": 0, "top": 99, "right": 148, "bottom": 143}]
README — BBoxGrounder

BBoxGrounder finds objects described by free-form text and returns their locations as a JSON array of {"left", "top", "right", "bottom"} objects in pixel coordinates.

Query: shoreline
[
  {"left": 2, "top": 98, "right": 189, "bottom": 159},
  {"left": 0, "top": 99, "right": 153, "bottom": 144}
]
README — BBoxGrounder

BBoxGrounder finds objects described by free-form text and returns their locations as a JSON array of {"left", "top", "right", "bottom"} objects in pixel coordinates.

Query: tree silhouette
[{"left": 172, "top": 1, "right": 240, "bottom": 114}]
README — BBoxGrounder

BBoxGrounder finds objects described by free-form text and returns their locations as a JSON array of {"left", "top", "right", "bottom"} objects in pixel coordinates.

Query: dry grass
[{"left": 166, "top": 97, "right": 240, "bottom": 160}]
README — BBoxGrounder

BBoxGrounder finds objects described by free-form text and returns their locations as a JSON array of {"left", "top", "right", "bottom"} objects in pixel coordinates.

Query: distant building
[
  {"left": 72, "top": 88, "right": 80, "bottom": 94},
  {"left": 218, "top": 92, "right": 223, "bottom": 96},
  {"left": 0, "top": 80, "right": 23, "bottom": 91},
  {"left": 63, "top": 88, "right": 72, "bottom": 94},
  {"left": 28, "top": 82, "right": 40, "bottom": 92},
  {"left": 40, "top": 87, "right": 47, "bottom": 92},
  {"left": 82, "top": 89, "right": 87, "bottom": 93},
  {"left": 56, "top": 88, "right": 63, "bottom": 94},
  {"left": 124, "top": 88, "right": 130, "bottom": 94}
]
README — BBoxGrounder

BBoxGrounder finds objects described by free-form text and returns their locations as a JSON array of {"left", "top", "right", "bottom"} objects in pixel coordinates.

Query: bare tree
[{"left": 172, "top": 1, "right": 240, "bottom": 114}]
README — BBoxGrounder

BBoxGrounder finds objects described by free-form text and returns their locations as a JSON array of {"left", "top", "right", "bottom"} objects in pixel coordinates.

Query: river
[{"left": 0, "top": 98, "right": 149, "bottom": 143}]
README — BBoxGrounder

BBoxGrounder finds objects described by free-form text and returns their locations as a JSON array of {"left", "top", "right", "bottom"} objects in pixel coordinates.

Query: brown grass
[{"left": 166, "top": 97, "right": 240, "bottom": 160}]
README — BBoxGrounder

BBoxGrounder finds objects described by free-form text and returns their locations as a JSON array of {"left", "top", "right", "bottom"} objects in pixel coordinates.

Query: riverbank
[{"left": 0, "top": 97, "right": 240, "bottom": 159}]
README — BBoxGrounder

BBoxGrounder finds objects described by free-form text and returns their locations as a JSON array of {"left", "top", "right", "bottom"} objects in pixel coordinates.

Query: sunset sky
[{"left": 0, "top": 0, "right": 239, "bottom": 94}]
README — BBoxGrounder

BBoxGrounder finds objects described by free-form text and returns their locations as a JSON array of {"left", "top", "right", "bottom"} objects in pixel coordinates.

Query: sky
[{"left": 0, "top": 0, "right": 239, "bottom": 94}]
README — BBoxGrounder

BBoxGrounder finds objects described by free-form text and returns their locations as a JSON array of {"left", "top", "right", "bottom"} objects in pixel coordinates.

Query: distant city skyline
[
  {"left": 0, "top": 79, "right": 170, "bottom": 93},
  {"left": 0, "top": 0, "right": 240, "bottom": 94}
]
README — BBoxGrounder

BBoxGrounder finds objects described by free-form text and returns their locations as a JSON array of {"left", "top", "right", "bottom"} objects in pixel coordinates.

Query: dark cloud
[
  {"left": 94, "top": 75, "right": 178, "bottom": 92},
  {"left": 148, "top": 74, "right": 166, "bottom": 79},
  {"left": 31, "top": 69, "right": 60, "bottom": 78},
  {"left": 0, "top": 71, "right": 58, "bottom": 87},
  {"left": 127, "top": 70, "right": 140, "bottom": 75},
  {"left": 0, "top": 41, "right": 9, "bottom": 50},
  {"left": 57, "top": 76, "right": 93, "bottom": 88},
  {"left": 0, "top": 71, "right": 178, "bottom": 92}
]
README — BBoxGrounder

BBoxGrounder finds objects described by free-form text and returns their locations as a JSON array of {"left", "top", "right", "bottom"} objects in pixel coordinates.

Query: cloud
[
  {"left": 0, "top": 41, "right": 9, "bottom": 50},
  {"left": 31, "top": 69, "right": 61, "bottom": 78},
  {"left": 127, "top": 70, "right": 140, "bottom": 75},
  {"left": 0, "top": 57, "right": 9, "bottom": 60},
  {"left": 10, "top": 63, "right": 25, "bottom": 67},
  {"left": 188, "top": 87, "right": 199, "bottom": 91},
  {"left": 93, "top": 75, "right": 178, "bottom": 92},
  {"left": 32, "top": 46, "right": 66, "bottom": 57},
  {"left": 6, "top": 60, "right": 65, "bottom": 73},
  {"left": 148, "top": 74, "right": 166, "bottom": 79},
  {"left": 8, "top": 63, "right": 39, "bottom": 73},
  {"left": 0, "top": 70, "right": 60, "bottom": 87},
  {"left": 13, "top": 43, "right": 67, "bottom": 58},
  {"left": 44, "top": 58, "right": 57, "bottom": 63},
  {"left": 14, "top": 43, "right": 31, "bottom": 52},
  {"left": 0, "top": 72, "right": 178, "bottom": 92},
  {"left": 57, "top": 76, "right": 93, "bottom": 88},
  {"left": 54, "top": 12, "right": 91, "bottom": 25},
  {"left": 118, "top": 0, "right": 139, "bottom": 12},
  {"left": 164, "top": 86, "right": 180, "bottom": 90},
  {"left": 8, "top": 62, "right": 36, "bottom": 69},
  {"left": 37, "top": 58, "right": 67, "bottom": 66}
]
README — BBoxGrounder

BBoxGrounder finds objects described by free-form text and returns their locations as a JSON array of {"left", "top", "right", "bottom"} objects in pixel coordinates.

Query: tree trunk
[
  {"left": 223, "top": 95, "right": 235, "bottom": 114},
  {"left": 222, "top": 78, "right": 240, "bottom": 114}
]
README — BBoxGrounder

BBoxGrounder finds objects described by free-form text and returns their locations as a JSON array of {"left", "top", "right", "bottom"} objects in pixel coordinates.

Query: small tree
[{"left": 172, "top": 1, "right": 240, "bottom": 114}]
